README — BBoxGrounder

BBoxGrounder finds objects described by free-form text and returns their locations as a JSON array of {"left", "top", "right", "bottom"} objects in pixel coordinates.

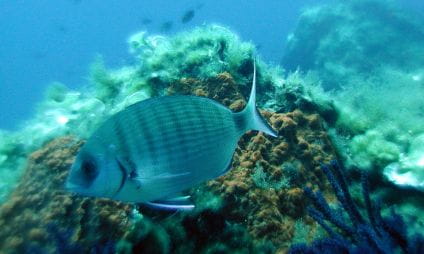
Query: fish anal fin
[{"left": 145, "top": 195, "right": 194, "bottom": 211}]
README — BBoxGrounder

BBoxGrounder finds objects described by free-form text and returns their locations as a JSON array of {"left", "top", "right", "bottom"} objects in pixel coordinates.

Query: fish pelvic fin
[
  {"left": 144, "top": 195, "right": 195, "bottom": 211},
  {"left": 234, "top": 58, "right": 277, "bottom": 137}
]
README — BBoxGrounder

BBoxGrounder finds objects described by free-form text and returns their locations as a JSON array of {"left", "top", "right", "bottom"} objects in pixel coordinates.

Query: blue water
[
  {"left": 1, "top": 0, "right": 423, "bottom": 130},
  {"left": 0, "top": 0, "right": 321, "bottom": 130}
]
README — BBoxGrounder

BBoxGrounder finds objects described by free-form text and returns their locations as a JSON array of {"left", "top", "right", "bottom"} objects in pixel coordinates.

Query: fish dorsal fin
[
  {"left": 234, "top": 58, "right": 278, "bottom": 137},
  {"left": 247, "top": 58, "right": 258, "bottom": 111}
]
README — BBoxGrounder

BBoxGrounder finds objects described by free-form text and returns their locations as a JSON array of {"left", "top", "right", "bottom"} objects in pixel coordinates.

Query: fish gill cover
[{"left": 0, "top": 0, "right": 423, "bottom": 253}]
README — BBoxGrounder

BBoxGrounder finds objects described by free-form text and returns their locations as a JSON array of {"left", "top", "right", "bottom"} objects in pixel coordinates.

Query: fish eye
[{"left": 81, "top": 160, "right": 98, "bottom": 182}]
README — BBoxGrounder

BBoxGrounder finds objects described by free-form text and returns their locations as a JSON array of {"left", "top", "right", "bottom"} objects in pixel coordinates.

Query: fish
[
  {"left": 141, "top": 18, "right": 152, "bottom": 25},
  {"left": 159, "top": 21, "right": 173, "bottom": 32},
  {"left": 69, "top": 0, "right": 82, "bottom": 4},
  {"left": 181, "top": 9, "right": 195, "bottom": 24},
  {"left": 65, "top": 60, "right": 277, "bottom": 210}
]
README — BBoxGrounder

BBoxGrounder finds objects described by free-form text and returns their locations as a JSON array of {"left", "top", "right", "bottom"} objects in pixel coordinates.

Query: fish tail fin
[{"left": 234, "top": 58, "right": 277, "bottom": 137}]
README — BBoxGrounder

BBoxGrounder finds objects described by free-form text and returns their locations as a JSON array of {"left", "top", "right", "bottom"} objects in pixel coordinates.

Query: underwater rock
[
  {"left": 0, "top": 131, "right": 26, "bottom": 203},
  {"left": 263, "top": 71, "right": 337, "bottom": 124},
  {"left": 282, "top": 0, "right": 424, "bottom": 89},
  {"left": 127, "top": 24, "right": 278, "bottom": 106},
  {"left": 205, "top": 109, "right": 336, "bottom": 249},
  {"left": 0, "top": 137, "right": 133, "bottom": 253},
  {"left": 168, "top": 71, "right": 246, "bottom": 108},
  {"left": 281, "top": 0, "right": 424, "bottom": 191}
]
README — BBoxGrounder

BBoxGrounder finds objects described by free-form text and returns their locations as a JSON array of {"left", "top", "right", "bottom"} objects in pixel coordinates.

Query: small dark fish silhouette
[
  {"left": 141, "top": 18, "right": 152, "bottom": 25},
  {"left": 32, "top": 51, "right": 47, "bottom": 60},
  {"left": 181, "top": 9, "right": 195, "bottom": 24},
  {"left": 196, "top": 3, "right": 204, "bottom": 10},
  {"left": 160, "top": 21, "right": 173, "bottom": 32},
  {"left": 57, "top": 24, "right": 68, "bottom": 33}
]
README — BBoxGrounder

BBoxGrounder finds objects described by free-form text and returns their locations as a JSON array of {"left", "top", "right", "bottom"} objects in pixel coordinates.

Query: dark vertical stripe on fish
[
  {"left": 114, "top": 158, "right": 128, "bottom": 196},
  {"left": 148, "top": 105, "right": 160, "bottom": 165},
  {"left": 161, "top": 103, "right": 176, "bottom": 167},
  {"left": 112, "top": 115, "right": 131, "bottom": 157},
  {"left": 136, "top": 108, "right": 156, "bottom": 165},
  {"left": 193, "top": 100, "right": 208, "bottom": 141},
  {"left": 169, "top": 103, "right": 189, "bottom": 166},
  {"left": 128, "top": 111, "right": 145, "bottom": 165}
]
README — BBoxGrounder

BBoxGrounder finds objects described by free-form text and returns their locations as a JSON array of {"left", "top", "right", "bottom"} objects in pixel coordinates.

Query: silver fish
[{"left": 66, "top": 61, "right": 277, "bottom": 209}]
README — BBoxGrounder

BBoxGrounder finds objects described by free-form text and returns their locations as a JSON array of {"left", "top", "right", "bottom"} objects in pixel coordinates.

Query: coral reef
[
  {"left": 289, "top": 161, "right": 424, "bottom": 254},
  {"left": 0, "top": 137, "right": 133, "bottom": 253}
]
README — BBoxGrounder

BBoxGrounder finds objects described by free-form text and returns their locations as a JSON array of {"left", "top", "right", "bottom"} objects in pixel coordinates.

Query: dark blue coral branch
[{"left": 289, "top": 161, "right": 424, "bottom": 254}]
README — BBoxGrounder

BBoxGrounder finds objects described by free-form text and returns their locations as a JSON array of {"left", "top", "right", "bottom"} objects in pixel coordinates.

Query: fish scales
[
  {"left": 167, "top": 104, "right": 190, "bottom": 165},
  {"left": 101, "top": 99, "right": 233, "bottom": 180},
  {"left": 149, "top": 103, "right": 167, "bottom": 165},
  {"left": 136, "top": 98, "right": 230, "bottom": 144},
  {"left": 126, "top": 110, "right": 146, "bottom": 158},
  {"left": 141, "top": 97, "right": 234, "bottom": 171},
  {"left": 108, "top": 96, "right": 235, "bottom": 175}
]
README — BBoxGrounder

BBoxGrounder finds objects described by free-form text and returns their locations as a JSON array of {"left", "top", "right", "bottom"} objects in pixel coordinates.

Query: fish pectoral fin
[
  {"left": 145, "top": 195, "right": 194, "bottom": 211},
  {"left": 163, "top": 195, "right": 191, "bottom": 202},
  {"left": 135, "top": 171, "right": 191, "bottom": 181},
  {"left": 132, "top": 171, "right": 192, "bottom": 192}
]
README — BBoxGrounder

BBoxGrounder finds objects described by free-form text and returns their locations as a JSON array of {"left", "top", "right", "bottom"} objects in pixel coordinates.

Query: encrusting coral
[{"left": 205, "top": 109, "right": 335, "bottom": 248}]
